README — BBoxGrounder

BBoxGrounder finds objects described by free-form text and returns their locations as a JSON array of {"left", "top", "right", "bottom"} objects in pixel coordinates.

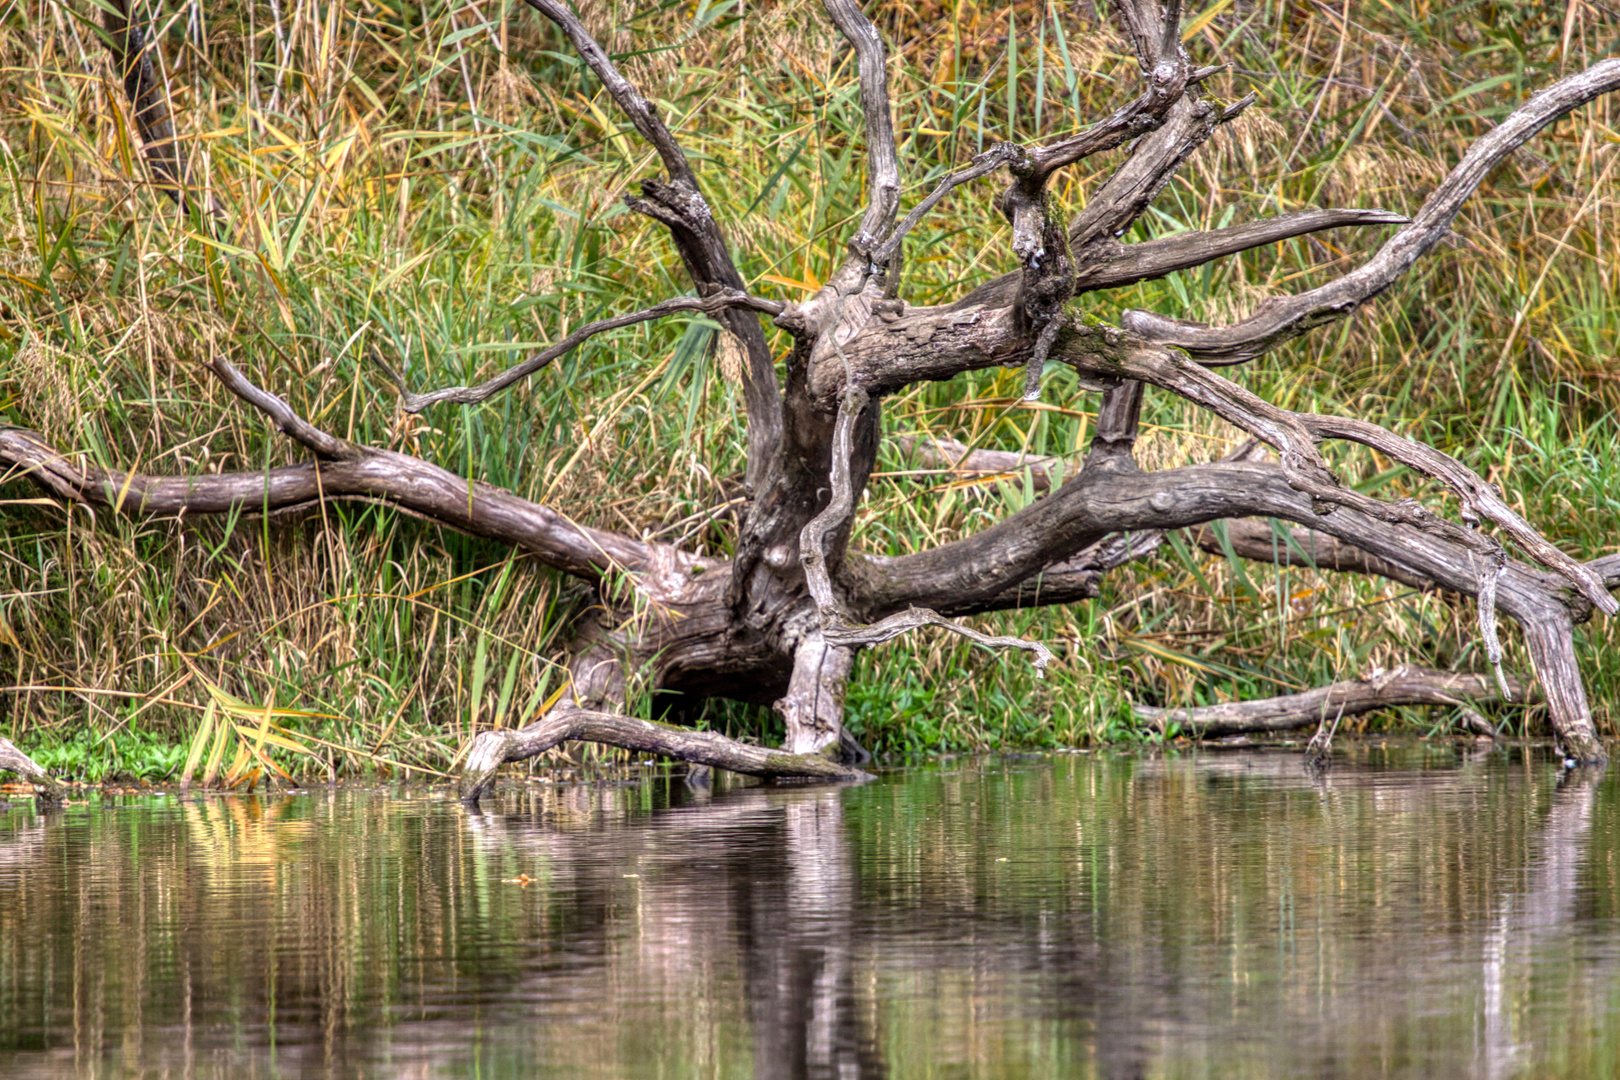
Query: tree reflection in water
[{"left": 0, "top": 747, "right": 1616, "bottom": 1079}]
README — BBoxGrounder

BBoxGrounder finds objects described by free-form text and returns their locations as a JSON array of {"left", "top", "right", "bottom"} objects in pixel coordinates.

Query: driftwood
[
  {"left": 1135, "top": 665, "right": 1527, "bottom": 738},
  {"left": 3, "top": 1, "right": 1616, "bottom": 799},
  {"left": 0, "top": 738, "right": 62, "bottom": 806}
]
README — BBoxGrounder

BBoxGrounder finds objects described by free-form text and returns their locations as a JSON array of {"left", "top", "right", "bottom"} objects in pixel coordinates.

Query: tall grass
[{"left": 1, "top": 0, "right": 1616, "bottom": 781}]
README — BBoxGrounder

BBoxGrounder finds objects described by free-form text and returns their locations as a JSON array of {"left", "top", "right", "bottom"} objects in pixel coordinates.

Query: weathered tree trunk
[
  {"left": 3, "top": 0, "right": 1615, "bottom": 796},
  {"left": 0, "top": 738, "right": 63, "bottom": 806}
]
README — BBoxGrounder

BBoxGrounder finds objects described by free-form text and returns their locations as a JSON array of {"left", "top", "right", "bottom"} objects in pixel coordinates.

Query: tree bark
[
  {"left": 1135, "top": 665, "right": 1528, "bottom": 737},
  {"left": 0, "top": 738, "right": 63, "bottom": 806}
]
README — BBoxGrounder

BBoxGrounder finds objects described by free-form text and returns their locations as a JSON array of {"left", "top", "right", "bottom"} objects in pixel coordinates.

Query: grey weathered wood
[
  {"left": 458, "top": 702, "right": 866, "bottom": 802},
  {"left": 1122, "top": 60, "right": 1620, "bottom": 362},
  {"left": 0, "top": 423, "right": 654, "bottom": 581},
  {"left": 0, "top": 738, "right": 62, "bottom": 806},
  {"left": 1134, "top": 665, "right": 1526, "bottom": 737},
  {"left": 822, "top": 0, "right": 899, "bottom": 256},
  {"left": 1188, "top": 519, "right": 1437, "bottom": 592},
  {"left": 777, "top": 633, "right": 856, "bottom": 757},
  {"left": 521, "top": 0, "right": 783, "bottom": 495}
]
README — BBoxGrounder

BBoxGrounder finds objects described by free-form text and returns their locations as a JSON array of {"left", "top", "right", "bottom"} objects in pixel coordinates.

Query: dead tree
[{"left": 3, "top": 0, "right": 1617, "bottom": 801}]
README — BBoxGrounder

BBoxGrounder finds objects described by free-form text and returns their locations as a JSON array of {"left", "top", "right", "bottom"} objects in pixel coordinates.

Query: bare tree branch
[
  {"left": 1067, "top": 93, "right": 1250, "bottom": 254},
  {"left": 1071, "top": 208, "right": 1409, "bottom": 292},
  {"left": 1135, "top": 664, "right": 1527, "bottom": 737},
  {"left": 1122, "top": 59, "right": 1620, "bottom": 362},
  {"left": 874, "top": 144, "right": 1022, "bottom": 268},
  {"left": 1594, "top": 554, "right": 1620, "bottom": 590},
  {"left": 390, "top": 290, "right": 785, "bottom": 412},
  {"left": 521, "top": 0, "right": 783, "bottom": 492},
  {"left": 800, "top": 390, "right": 1052, "bottom": 674},
  {"left": 1189, "top": 519, "right": 1437, "bottom": 591},
  {"left": 939, "top": 531, "right": 1168, "bottom": 616},
  {"left": 892, "top": 432, "right": 1060, "bottom": 491},
  {"left": 851, "top": 458, "right": 1603, "bottom": 762},
  {"left": 0, "top": 425, "right": 655, "bottom": 580},
  {"left": 0, "top": 737, "right": 63, "bottom": 805},
  {"left": 459, "top": 700, "right": 865, "bottom": 802},
  {"left": 821, "top": 0, "right": 900, "bottom": 256},
  {"left": 97, "top": 0, "right": 186, "bottom": 205},
  {"left": 1299, "top": 412, "right": 1614, "bottom": 614},
  {"left": 207, "top": 356, "right": 358, "bottom": 461},
  {"left": 824, "top": 606, "right": 1054, "bottom": 672},
  {"left": 521, "top": 0, "right": 696, "bottom": 189},
  {"left": 955, "top": 208, "right": 1406, "bottom": 309},
  {"left": 776, "top": 632, "right": 858, "bottom": 756}
]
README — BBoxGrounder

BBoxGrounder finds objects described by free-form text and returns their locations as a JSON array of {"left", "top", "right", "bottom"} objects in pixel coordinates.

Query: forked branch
[
  {"left": 801, "top": 390, "right": 1053, "bottom": 674},
  {"left": 521, "top": 0, "right": 783, "bottom": 490},
  {"left": 1123, "top": 59, "right": 1620, "bottom": 362}
]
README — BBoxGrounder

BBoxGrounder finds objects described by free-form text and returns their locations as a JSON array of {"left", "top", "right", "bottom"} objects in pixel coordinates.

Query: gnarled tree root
[
  {"left": 0, "top": 738, "right": 63, "bottom": 806},
  {"left": 1134, "top": 664, "right": 1529, "bottom": 740},
  {"left": 458, "top": 703, "right": 869, "bottom": 803}
]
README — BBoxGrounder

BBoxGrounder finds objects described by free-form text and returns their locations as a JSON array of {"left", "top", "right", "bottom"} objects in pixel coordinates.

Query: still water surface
[{"left": 2, "top": 743, "right": 1618, "bottom": 1078}]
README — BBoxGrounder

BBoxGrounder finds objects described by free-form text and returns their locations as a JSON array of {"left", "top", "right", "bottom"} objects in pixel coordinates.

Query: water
[{"left": 1, "top": 742, "right": 1617, "bottom": 1078}]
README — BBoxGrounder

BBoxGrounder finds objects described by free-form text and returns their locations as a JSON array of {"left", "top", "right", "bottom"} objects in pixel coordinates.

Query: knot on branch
[{"left": 625, "top": 178, "right": 713, "bottom": 234}]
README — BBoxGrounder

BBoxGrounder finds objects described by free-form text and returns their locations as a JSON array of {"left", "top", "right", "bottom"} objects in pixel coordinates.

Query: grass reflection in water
[{"left": 0, "top": 744, "right": 1615, "bottom": 1079}]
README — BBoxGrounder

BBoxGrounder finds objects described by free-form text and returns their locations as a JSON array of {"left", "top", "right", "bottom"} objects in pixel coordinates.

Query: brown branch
[
  {"left": 1189, "top": 519, "right": 1436, "bottom": 591},
  {"left": 458, "top": 701, "right": 865, "bottom": 802},
  {"left": 0, "top": 425, "right": 655, "bottom": 581},
  {"left": 1061, "top": 338, "right": 1616, "bottom": 683},
  {"left": 97, "top": 0, "right": 186, "bottom": 205},
  {"left": 520, "top": 0, "right": 782, "bottom": 493},
  {"left": 800, "top": 388, "right": 875, "bottom": 622},
  {"left": 390, "top": 290, "right": 784, "bottom": 412},
  {"left": 1135, "top": 665, "right": 1528, "bottom": 737},
  {"left": 822, "top": 0, "right": 900, "bottom": 255},
  {"left": 1121, "top": 59, "right": 1620, "bottom": 362},
  {"left": 1061, "top": 338, "right": 1612, "bottom": 617}
]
